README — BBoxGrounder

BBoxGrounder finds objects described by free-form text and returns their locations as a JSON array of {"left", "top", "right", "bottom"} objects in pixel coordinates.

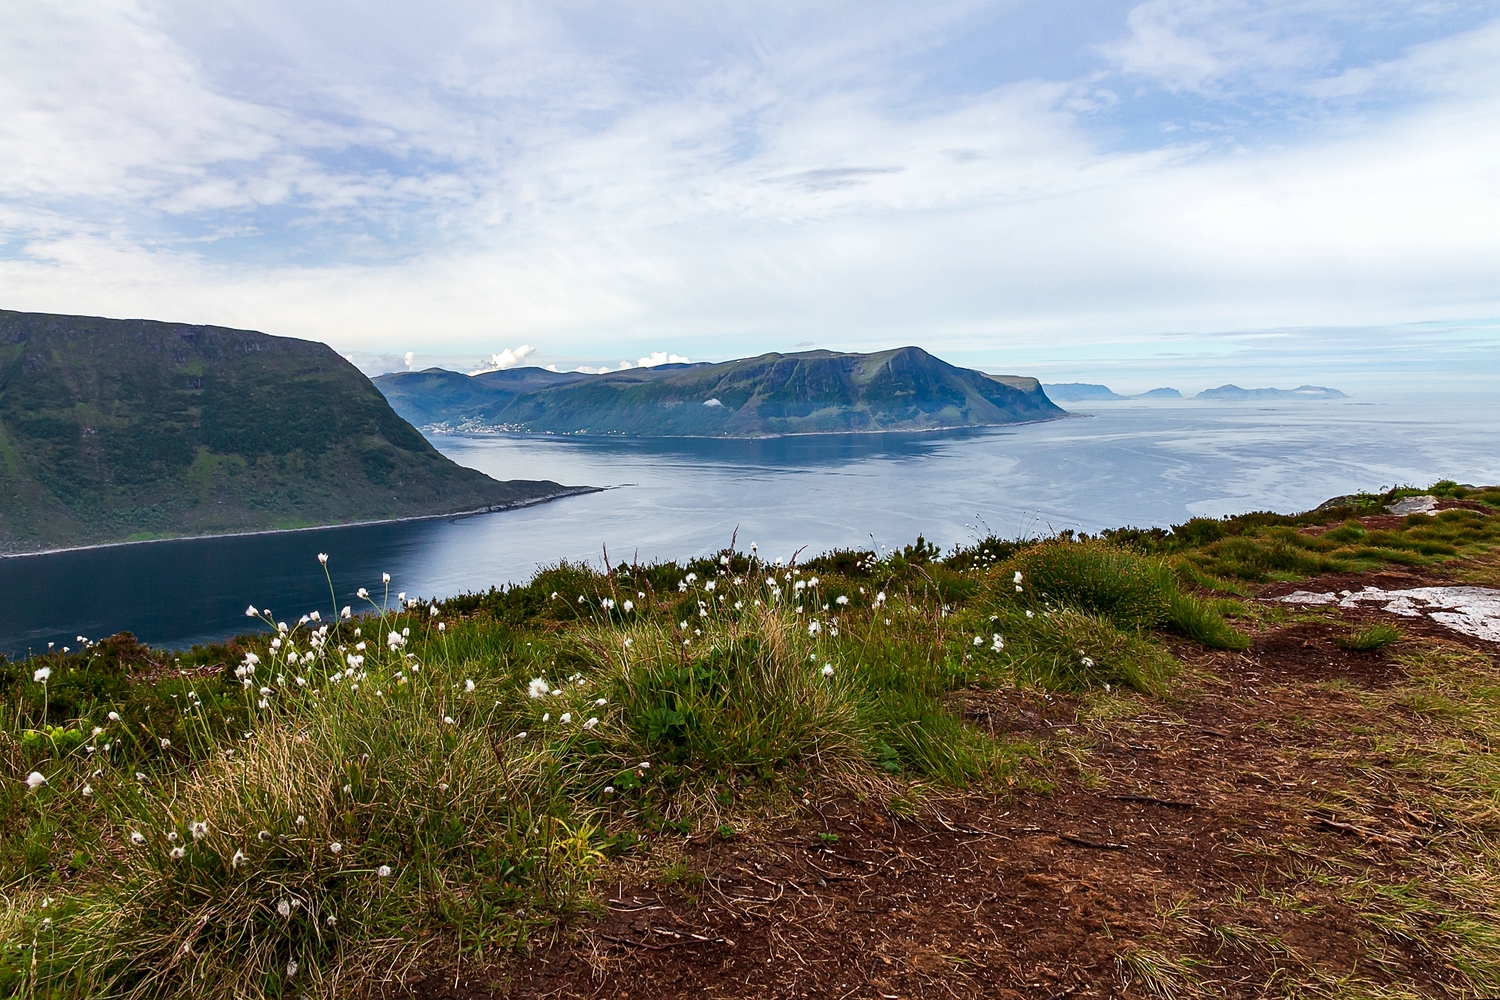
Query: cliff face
[
  {"left": 0, "top": 310, "right": 575, "bottom": 553},
  {"left": 377, "top": 347, "right": 1065, "bottom": 437}
]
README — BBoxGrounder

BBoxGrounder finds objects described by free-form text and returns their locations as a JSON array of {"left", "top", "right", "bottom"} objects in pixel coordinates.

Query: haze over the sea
[{"left": 1, "top": 2, "right": 1497, "bottom": 392}]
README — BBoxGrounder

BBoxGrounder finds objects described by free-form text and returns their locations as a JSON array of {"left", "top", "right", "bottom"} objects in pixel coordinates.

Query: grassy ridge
[{"left": 2, "top": 482, "right": 1497, "bottom": 996}]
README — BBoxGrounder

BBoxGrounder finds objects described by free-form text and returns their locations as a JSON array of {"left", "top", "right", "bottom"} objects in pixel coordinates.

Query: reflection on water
[{"left": 3, "top": 396, "right": 1498, "bottom": 656}]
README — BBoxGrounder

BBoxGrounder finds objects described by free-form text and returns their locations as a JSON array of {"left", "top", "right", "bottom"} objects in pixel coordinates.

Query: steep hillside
[
  {"left": 377, "top": 347, "right": 1065, "bottom": 437},
  {"left": 0, "top": 310, "right": 585, "bottom": 553}
]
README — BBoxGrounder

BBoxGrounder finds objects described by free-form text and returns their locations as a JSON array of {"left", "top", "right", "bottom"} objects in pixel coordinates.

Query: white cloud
[
  {"left": 0, "top": 1, "right": 1496, "bottom": 390},
  {"left": 468, "top": 345, "right": 535, "bottom": 374}
]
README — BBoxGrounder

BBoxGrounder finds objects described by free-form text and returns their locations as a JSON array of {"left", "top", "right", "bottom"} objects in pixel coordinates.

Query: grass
[{"left": 2, "top": 480, "right": 1497, "bottom": 997}]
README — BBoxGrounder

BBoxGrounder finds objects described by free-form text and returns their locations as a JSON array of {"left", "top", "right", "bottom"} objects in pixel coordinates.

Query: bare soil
[{"left": 404, "top": 578, "right": 1498, "bottom": 999}]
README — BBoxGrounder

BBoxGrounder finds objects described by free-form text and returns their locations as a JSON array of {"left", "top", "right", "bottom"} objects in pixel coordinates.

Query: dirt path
[{"left": 407, "top": 582, "right": 1498, "bottom": 999}]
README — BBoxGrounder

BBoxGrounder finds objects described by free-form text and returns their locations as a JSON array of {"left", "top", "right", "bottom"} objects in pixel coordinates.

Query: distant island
[
  {"left": 1196, "top": 384, "right": 1348, "bottom": 400},
  {"left": 1042, "top": 382, "right": 1346, "bottom": 402},
  {"left": 377, "top": 347, "right": 1065, "bottom": 437},
  {"left": 0, "top": 310, "right": 590, "bottom": 554},
  {"left": 1043, "top": 383, "right": 1182, "bottom": 401}
]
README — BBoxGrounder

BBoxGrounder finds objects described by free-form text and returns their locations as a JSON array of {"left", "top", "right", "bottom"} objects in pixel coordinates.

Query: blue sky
[{"left": 1, "top": 1, "right": 1498, "bottom": 391}]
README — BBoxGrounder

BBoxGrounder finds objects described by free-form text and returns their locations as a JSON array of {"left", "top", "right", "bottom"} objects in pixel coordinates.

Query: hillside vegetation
[
  {"left": 4, "top": 482, "right": 1499, "bottom": 997},
  {"left": 375, "top": 347, "right": 1065, "bottom": 437},
  {"left": 0, "top": 311, "right": 583, "bottom": 554}
]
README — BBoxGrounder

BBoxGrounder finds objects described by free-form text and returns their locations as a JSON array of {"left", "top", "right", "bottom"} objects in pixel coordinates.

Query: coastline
[
  {"left": 421, "top": 412, "right": 1075, "bottom": 441},
  {"left": 0, "top": 485, "right": 602, "bottom": 561}
]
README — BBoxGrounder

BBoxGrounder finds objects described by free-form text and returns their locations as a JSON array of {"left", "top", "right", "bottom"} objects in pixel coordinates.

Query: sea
[{"left": 4, "top": 394, "right": 1498, "bottom": 657}]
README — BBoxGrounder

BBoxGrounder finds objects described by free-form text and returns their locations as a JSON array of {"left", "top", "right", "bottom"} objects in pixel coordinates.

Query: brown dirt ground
[{"left": 402, "top": 576, "right": 1499, "bottom": 1000}]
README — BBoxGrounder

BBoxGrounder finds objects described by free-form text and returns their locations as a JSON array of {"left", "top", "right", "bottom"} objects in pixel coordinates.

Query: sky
[{"left": 2, "top": 0, "right": 1498, "bottom": 392}]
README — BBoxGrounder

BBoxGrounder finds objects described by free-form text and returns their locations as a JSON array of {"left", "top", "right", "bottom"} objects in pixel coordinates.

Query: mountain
[
  {"left": 1196, "top": 384, "right": 1348, "bottom": 400},
  {"left": 376, "top": 347, "right": 1065, "bottom": 437},
  {"left": 1042, "top": 383, "right": 1183, "bottom": 401},
  {"left": 0, "top": 310, "right": 588, "bottom": 554},
  {"left": 1042, "top": 383, "right": 1125, "bottom": 401}
]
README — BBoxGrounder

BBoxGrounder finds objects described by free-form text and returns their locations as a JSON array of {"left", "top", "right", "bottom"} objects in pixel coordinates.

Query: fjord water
[{"left": 4, "top": 396, "right": 1498, "bottom": 656}]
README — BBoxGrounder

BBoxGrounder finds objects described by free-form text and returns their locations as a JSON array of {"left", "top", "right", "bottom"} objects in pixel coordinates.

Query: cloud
[
  {"left": 468, "top": 345, "right": 535, "bottom": 374},
  {"left": 0, "top": 1, "right": 1497, "bottom": 391}
]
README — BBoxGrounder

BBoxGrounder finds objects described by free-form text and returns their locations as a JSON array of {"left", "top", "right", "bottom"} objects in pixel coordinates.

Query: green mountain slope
[
  {"left": 0, "top": 310, "right": 585, "bottom": 554},
  {"left": 376, "top": 347, "right": 1065, "bottom": 436}
]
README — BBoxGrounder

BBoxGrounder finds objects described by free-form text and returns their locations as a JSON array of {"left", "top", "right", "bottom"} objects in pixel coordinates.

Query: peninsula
[
  {"left": 376, "top": 347, "right": 1065, "bottom": 437},
  {"left": 0, "top": 310, "right": 588, "bottom": 554}
]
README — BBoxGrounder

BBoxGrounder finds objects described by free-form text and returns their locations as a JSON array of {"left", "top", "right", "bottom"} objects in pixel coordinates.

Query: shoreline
[
  {"left": 422, "top": 412, "right": 1075, "bottom": 441},
  {"left": 0, "top": 485, "right": 602, "bottom": 561}
]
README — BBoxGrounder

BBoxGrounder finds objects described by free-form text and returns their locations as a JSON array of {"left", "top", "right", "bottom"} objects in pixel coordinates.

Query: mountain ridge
[
  {"left": 376, "top": 347, "right": 1065, "bottom": 437},
  {"left": 0, "top": 310, "right": 585, "bottom": 554}
]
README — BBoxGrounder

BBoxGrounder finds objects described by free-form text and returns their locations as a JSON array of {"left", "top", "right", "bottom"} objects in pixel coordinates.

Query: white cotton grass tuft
[
  {"left": 32, "top": 666, "right": 51, "bottom": 683},
  {"left": 821, "top": 664, "right": 835, "bottom": 677},
  {"left": 25, "top": 771, "right": 47, "bottom": 790},
  {"left": 377, "top": 865, "right": 392, "bottom": 877},
  {"left": 527, "top": 677, "right": 549, "bottom": 699},
  {"left": 329, "top": 842, "right": 342, "bottom": 854},
  {"left": 465, "top": 678, "right": 476, "bottom": 692},
  {"left": 130, "top": 831, "right": 146, "bottom": 845}
]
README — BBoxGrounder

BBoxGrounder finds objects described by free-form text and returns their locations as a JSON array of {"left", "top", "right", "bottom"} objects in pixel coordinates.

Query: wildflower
[
  {"left": 131, "top": 831, "right": 146, "bottom": 845},
  {"left": 809, "top": 577, "right": 819, "bottom": 587},
  {"left": 382, "top": 572, "right": 391, "bottom": 583},
  {"left": 821, "top": 664, "right": 835, "bottom": 677},
  {"left": 329, "top": 842, "right": 342, "bottom": 854},
  {"left": 296, "top": 815, "right": 307, "bottom": 828},
  {"left": 1014, "top": 571, "right": 1023, "bottom": 584},
  {"left": 161, "top": 737, "right": 171, "bottom": 748},
  {"left": 1025, "top": 610, "right": 1035, "bottom": 619},
  {"left": 604, "top": 786, "right": 615, "bottom": 795},
  {"left": 438, "top": 622, "right": 446, "bottom": 632},
  {"left": 443, "top": 716, "right": 455, "bottom": 725},
  {"left": 550, "top": 687, "right": 561, "bottom": 696},
  {"left": 309, "top": 610, "right": 321, "bottom": 622},
  {"left": 874, "top": 591, "right": 887, "bottom": 605},
  {"left": 686, "top": 572, "right": 698, "bottom": 584},
  {"left": 33, "top": 666, "right": 51, "bottom": 683},
  {"left": 429, "top": 604, "right": 439, "bottom": 617},
  {"left": 465, "top": 678, "right": 475, "bottom": 692},
  {"left": 542, "top": 712, "right": 550, "bottom": 722},
  {"left": 527, "top": 677, "right": 549, "bottom": 698},
  {"left": 326, "top": 914, "right": 337, "bottom": 926},
  {"left": 318, "top": 552, "right": 329, "bottom": 565},
  {"left": 398, "top": 592, "right": 406, "bottom": 603},
  {"left": 836, "top": 595, "right": 849, "bottom": 605},
  {"left": 169, "top": 846, "right": 185, "bottom": 859},
  {"left": 232, "top": 850, "right": 247, "bottom": 868},
  {"left": 135, "top": 772, "right": 147, "bottom": 782},
  {"left": 623, "top": 599, "right": 634, "bottom": 613},
  {"left": 377, "top": 865, "right": 392, "bottom": 877},
  {"left": 108, "top": 711, "right": 120, "bottom": 721},
  {"left": 720, "top": 554, "right": 730, "bottom": 566},
  {"left": 341, "top": 606, "right": 352, "bottom": 619},
  {"left": 246, "top": 605, "right": 259, "bottom": 617},
  {"left": 357, "top": 587, "right": 368, "bottom": 599},
  {"left": 25, "top": 771, "right": 47, "bottom": 790},
  {"left": 594, "top": 697, "right": 608, "bottom": 706},
  {"left": 278, "top": 899, "right": 292, "bottom": 917},
  {"left": 973, "top": 635, "right": 984, "bottom": 646},
  {"left": 1081, "top": 656, "right": 1096, "bottom": 668},
  {"left": 190, "top": 820, "right": 208, "bottom": 840},
  {"left": 82, "top": 783, "right": 93, "bottom": 797},
  {"left": 704, "top": 580, "right": 716, "bottom": 592},
  {"left": 560, "top": 712, "right": 573, "bottom": 724},
  {"left": 991, "top": 634, "right": 1005, "bottom": 652},
  {"left": 584, "top": 717, "right": 599, "bottom": 729},
  {"left": 808, "top": 620, "right": 821, "bottom": 636},
  {"left": 259, "top": 830, "right": 272, "bottom": 842}
]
